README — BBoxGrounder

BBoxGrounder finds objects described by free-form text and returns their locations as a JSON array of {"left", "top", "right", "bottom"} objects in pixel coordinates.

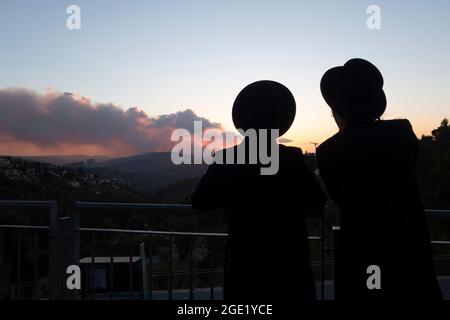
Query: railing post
[
  {"left": 320, "top": 209, "right": 325, "bottom": 300},
  {"left": 54, "top": 217, "right": 76, "bottom": 299},
  {"left": 16, "top": 230, "right": 21, "bottom": 300},
  {"left": 72, "top": 211, "right": 80, "bottom": 300},
  {"left": 148, "top": 234, "right": 153, "bottom": 300},
  {"left": 140, "top": 242, "right": 148, "bottom": 299},
  {"left": 0, "top": 229, "right": 4, "bottom": 300},
  {"left": 189, "top": 236, "right": 195, "bottom": 300},
  {"left": 332, "top": 225, "right": 341, "bottom": 300},
  {"left": 47, "top": 211, "right": 80, "bottom": 300},
  {"left": 48, "top": 201, "right": 58, "bottom": 300},
  {"left": 168, "top": 235, "right": 173, "bottom": 300}
]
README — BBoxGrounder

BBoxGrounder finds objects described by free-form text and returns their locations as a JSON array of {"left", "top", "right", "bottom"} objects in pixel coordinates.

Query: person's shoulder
[
  {"left": 317, "top": 133, "right": 340, "bottom": 156},
  {"left": 381, "top": 118, "right": 413, "bottom": 129},
  {"left": 378, "top": 119, "right": 415, "bottom": 137}
]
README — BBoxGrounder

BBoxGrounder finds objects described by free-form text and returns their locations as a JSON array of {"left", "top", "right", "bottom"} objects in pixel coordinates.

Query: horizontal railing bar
[
  {"left": 433, "top": 256, "right": 450, "bottom": 261},
  {"left": 1, "top": 201, "right": 447, "bottom": 217},
  {"left": 426, "top": 210, "right": 450, "bottom": 222},
  {"left": 152, "top": 273, "right": 220, "bottom": 278},
  {"left": 148, "top": 264, "right": 331, "bottom": 276},
  {"left": 431, "top": 240, "right": 450, "bottom": 245},
  {"left": 0, "top": 200, "right": 56, "bottom": 209},
  {"left": 0, "top": 225, "right": 49, "bottom": 230},
  {"left": 10, "top": 281, "right": 37, "bottom": 286},
  {"left": 78, "top": 227, "right": 228, "bottom": 237},
  {"left": 426, "top": 209, "right": 450, "bottom": 214},
  {"left": 78, "top": 227, "right": 322, "bottom": 240},
  {"left": 152, "top": 268, "right": 222, "bottom": 274},
  {"left": 74, "top": 201, "right": 223, "bottom": 215}
]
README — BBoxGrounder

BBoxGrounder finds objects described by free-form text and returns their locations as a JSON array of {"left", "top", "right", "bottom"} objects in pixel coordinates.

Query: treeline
[{"left": 417, "top": 118, "right": 450, "bottom": 209}]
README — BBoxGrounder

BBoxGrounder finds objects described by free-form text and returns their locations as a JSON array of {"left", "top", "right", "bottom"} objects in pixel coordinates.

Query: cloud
[
  {"left": 277, "top": 137, "right": 293, "bottom": 144},
  {"left": 0, "top": 88, "right": 222, "bottom": 156}
]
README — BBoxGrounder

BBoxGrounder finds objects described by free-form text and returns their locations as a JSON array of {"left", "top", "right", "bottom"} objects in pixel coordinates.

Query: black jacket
[
  {"left": 192, "top": 143, "right": 325, "bottom": 300},
  {"left": 317, "top": 119, "right": 442, "bottom": 300}
]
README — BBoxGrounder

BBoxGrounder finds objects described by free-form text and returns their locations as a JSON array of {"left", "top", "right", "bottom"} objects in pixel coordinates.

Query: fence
[
  {"left": 1, "top": 200, "right": 448, "bottom": 300},
  {"left": 0, "top": 200, "right": 57, "bottom": 299},
  {"left": 0, "top": 200, "right": 325, "bottom": 300},
  {"left": 72, "top": 201, "right": 325, "bottom": 300}
]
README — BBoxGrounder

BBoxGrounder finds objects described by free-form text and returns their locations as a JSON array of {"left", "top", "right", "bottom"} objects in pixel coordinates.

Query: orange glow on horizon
[{"left": 0, "top": 117, "right": 444, "bottom": 157}]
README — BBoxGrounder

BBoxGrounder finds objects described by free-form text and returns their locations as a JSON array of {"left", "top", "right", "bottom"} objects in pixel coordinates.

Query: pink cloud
[{"left": 0, "top": 88, "right": 222, "bottom": 156}]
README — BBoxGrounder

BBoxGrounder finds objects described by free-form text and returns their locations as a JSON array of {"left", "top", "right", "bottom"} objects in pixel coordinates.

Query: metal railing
[
  {"left": 7, "top": 201, "right": 449, "bottom": 300},
  {"left": 73, "top": 202, "right": 228, "bottom": 300},
  {"left": 72, "top": 201, "right": 326, "bottom": 300},
  {"left": 0, "top": 200, "right": 325, "bottom": 300},
  {"left": 0, "top": 200, "right": 58, "bottom": 300}
]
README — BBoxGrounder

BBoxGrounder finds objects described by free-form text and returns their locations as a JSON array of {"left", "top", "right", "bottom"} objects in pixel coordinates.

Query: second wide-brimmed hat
[
  {"left": 232, "top": 80, "right": 296, "bottom": 136},
  {"left": 320, "top": 58, "right": 386, "bottom": 120}
]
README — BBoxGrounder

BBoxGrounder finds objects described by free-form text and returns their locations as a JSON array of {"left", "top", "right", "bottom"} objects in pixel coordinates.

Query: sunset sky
[{"left": 1, "top": 0, "right": 449, "bottom": 155}]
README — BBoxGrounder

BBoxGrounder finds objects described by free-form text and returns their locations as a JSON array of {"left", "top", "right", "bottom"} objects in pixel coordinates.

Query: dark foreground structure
[{"left": 0, "top": 200, "right": 449, "bottom": 300}]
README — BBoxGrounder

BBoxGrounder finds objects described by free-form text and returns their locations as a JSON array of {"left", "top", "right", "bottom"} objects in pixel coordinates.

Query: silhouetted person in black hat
[
  {"left": 192, "top": 80, "right": 325, "bottom": 301},
  {"left": 317, "top": 58, "right": 442, "bottom": 300}
]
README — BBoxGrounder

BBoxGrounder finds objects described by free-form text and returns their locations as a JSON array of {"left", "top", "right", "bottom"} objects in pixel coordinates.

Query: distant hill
[
  {"left": 15, "top": 151, "right": 317, "bottom": 194},
  {"left": 23, "top": 155, "right": 111, "bottom": 166},
  {"left": 93, "top": 152, "right": 207, "bottom": 192},
  {"left": 0, "top": 156, "right": 151, "bottom": 207},
  {"left": 6, "top": 152, "right": 207, "bottom": 195}
]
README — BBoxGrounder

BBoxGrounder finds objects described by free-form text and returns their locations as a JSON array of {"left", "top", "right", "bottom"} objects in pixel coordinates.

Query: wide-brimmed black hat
[
  {"left": 320, "top": 58, "right": 386, "bottom": 120},
  {"left": 232, "top": 80, "right": 296, "bottom": 136}
]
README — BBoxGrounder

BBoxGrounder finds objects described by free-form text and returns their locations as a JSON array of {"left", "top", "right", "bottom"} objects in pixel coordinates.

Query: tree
[{"left": 417, "top": 118, "right": 450, "bottom": 209}]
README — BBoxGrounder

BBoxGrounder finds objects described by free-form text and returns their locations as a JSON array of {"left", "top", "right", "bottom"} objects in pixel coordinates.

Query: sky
[{"left": 0, "top": 0, "right": 449, "bottom": 155}]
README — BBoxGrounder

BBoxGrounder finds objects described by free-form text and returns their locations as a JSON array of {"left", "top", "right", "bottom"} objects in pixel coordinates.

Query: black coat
[
  {"left": 317, "top": 119, "right": 442, "bottom": 300},
  {"left": 192, "top": 143, "right": 326, "bottom": 300}
]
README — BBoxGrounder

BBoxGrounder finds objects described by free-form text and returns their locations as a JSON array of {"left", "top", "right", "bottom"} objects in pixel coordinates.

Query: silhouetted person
[
  {"left": 192, "top": 80, "right": 325, "bottom": 301},
  {"left": 317, "top": 59, "right": 442, "bottom": 300}
]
